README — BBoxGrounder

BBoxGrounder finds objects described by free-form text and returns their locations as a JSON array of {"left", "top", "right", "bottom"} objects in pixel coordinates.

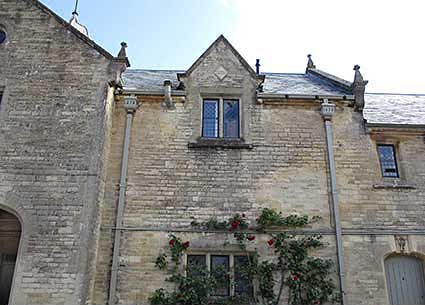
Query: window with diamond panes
[
  {"left": 378, "top": 144, "right": 399, "bottom": 177},
  {"left": 223, "top": 100, "right": 239, "bottom": 138},
  {"left": 202, "top": 100, "right": 219, "bottom": 138}
]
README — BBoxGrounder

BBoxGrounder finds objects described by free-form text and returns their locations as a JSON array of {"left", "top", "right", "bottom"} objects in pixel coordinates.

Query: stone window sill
[
  {"left": 373, "top": 180, "right": 416, "bottom": 189},
  {"left": 188, "top": 138, "right": 253, "bottom": 149}
]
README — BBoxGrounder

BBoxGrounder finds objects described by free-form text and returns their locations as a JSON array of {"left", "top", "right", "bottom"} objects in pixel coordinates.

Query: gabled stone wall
[{"left": 0, "top": 1, "right": 117, "bottom": 304}]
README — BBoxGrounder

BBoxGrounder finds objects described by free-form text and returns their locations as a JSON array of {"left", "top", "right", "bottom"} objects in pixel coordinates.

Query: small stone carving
[
  {"left": 214, "top": 66, "right": 228, "bottom": 81},
  {"left": 394, "top": 235, "right": 409, "bottom": 253}
]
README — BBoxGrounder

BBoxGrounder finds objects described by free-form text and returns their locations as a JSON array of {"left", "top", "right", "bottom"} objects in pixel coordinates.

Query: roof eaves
[
  {"left": 257, "top": 92, "right": 355, "bottom": 100},
  {"left": 33, "top": 0, "right": 114, "bottom": 61},
  {"left": 365, "top": 122, "right": 425, "bottom": 129}
]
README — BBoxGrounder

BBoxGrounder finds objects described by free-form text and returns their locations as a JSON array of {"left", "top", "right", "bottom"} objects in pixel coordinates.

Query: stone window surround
[
  {"left": 184, "top": 251, "right": 254, "bottom": 299},
  {"left": 372, "top": 140, "right": 415, "bottom": 189},
  {"left": 377, "top": 143, "right": 399, "bottom": 178}
]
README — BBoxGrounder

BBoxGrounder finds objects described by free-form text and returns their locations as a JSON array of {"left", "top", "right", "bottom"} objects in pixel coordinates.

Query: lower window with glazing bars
[{"left": 186, "top": 253, "right": 254, "bottom": 303}]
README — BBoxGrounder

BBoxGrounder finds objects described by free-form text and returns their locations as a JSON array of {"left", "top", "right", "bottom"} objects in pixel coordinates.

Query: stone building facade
[
  {"left": 0, "top": 0, "right": 128, "bottom": 304},
  {"left": 1, "top": 1, "right": 425, "bottom": 305}
]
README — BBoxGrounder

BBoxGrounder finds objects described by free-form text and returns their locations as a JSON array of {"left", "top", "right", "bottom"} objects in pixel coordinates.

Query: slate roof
[
  {"left": 262, "top": 72, "right": 350, "bottom": 95},
  {"left": 363, "top": 93, "right": 425, "bottom": 126},
  {"left": 123, "top": 70, "right": 183, "bottom": 91},
  {"left": 122, "top": 69, "right": 425, "bottom": 126},
  {"left": 122, "top": 69, "right": 350, "bottom": 96}
]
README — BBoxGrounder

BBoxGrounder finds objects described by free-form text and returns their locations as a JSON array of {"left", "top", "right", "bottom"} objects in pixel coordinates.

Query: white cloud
[
  {"left": 219, "top": 0, "right": 233, "bottom": 9},
  {"left": 225, "top": 0, "right": 425, "bottom": 93}
]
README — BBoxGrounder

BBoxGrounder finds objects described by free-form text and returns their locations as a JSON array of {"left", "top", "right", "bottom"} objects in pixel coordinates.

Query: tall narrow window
[
  {"left": 234, "top": 255, "right": 253, "bottom": 297},
  {"left": 223, "top": 100, "right": 239, "bottom": 138},
  {"left": 377, "top": 144, "right": 399, "bottom": 177},
  {"left": 202, "top": 100, "right": 219, "bottom": 138},
  {"left": 211, "top": 255, "right": 230, "bottom": 297}
]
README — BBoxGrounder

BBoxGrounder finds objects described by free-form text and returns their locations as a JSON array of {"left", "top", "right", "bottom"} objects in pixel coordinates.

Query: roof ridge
[
  {"left": 263, "top": 72, "right": 305, "bottom": 76},
  {"left": 126, "top": 69, "right": 184, "bottom": 72}
]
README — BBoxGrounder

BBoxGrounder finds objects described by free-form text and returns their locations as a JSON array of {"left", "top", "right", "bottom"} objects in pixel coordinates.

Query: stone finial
[
  {"left": 117, "top": 42, "right": 128, "bottom": 59},
  {"left": 69, "top": 12, "right": 89, "bottom": 37},
  {"left": 116, "top": 42, "right": 130, "bottom": 68},
  {"left": 306, "top": 54, "right": 316, "bottom": 70},
  {"left": 352, "top": 65, "right": 368, "bottom": 111}
]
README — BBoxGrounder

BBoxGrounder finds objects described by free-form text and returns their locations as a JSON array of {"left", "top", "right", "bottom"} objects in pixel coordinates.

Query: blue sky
[
  {"left": 40, "top": 0, "right": 425, "bottom": 94},
  {"left": 40, "top": 0, "right": 236, "bottom": 70}
]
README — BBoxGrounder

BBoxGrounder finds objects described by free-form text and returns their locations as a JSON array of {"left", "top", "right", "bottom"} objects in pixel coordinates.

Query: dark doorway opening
[{"left": 0, "top": 210, "right": 21, "bottom": 305}]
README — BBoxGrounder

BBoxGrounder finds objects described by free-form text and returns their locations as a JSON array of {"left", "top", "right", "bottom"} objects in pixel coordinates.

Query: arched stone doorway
[
  {"left": 0, "top": 209, "right": 21, "bottom": 305},
  {"left": 385, "top": 254, "right": 425, "bottom": 305}
]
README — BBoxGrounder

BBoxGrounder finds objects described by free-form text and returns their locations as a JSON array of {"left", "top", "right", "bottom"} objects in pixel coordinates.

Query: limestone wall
[
  {"left": 96, "top": 43, "right": 425, "bottom": 305},
  {"left": 0, "top": 1, "right": 116, "bottom": 304}
]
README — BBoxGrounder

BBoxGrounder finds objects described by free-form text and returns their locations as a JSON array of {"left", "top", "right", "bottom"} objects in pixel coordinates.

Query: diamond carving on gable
[{"left": 214, "top": 66, "right": 228, "bottom": 81}]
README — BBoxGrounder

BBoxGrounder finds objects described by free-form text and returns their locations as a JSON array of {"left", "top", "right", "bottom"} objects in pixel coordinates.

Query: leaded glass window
[
  {"left": 186, "top": 254, "right": 253, "bottom": 299},
  {"left": 202, "top": 98, "right": 240, "bottom": 139},
  {"left": 211, "top": 255, "right": 230, "bottom": 296},
  {"left": 187, "top": 255, "right": 206, "bottom": 277},
  {"left": 202, "top": 100, "right": 219, "bottom": 138},
  {"left": 378, "top": 144, "right": 399, "bottom": 177},
  {"left": 223, "top": 100, "right": 239, "bottom": 138},
  {"left": 234, "top": 255, "right": 253, "bottom": 297}
]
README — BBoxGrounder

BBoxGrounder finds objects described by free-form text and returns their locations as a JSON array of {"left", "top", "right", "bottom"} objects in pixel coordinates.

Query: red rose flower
[
  {"left": 183, "top": 241, "right": 190, "bottom": 249},
  {"left": 247, "top": 235, "right": 255, "bottom": 241},
  {"left": 293, "top": 275, "right": 299, "bottom": 281},
  {"left": 231, "top": 220, "right": 240, "bottom": 229},
  {"left": 314, "top": 301, "right": 320, "bottom": 305},
  {"left": 169, "top": 239, "right": 175, "bottom": 246},
  {"left": 267, "top": 239, "right": 274, "bottom": 246},
  {"left": 176, "top": 294, "right": 182, "bottom": 299}
]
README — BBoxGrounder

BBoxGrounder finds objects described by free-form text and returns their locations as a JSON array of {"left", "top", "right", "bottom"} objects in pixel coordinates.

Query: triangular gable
[
  {"left": 32, "top": 0, "right": 114, "bottom": 61},
  {"left": 178, "top": 35, "right": 260, "bottom": 81}
]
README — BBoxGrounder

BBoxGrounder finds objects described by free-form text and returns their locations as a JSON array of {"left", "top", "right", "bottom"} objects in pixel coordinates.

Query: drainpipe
[
  {"left": 320, "top": 99, "right": 347, "bottom": 305},
  {"left": 108, "top": 95, "right": 139, "bottom": 305},
  {"left": 163, "top": 79, "right": 174, "bottom": 108}
]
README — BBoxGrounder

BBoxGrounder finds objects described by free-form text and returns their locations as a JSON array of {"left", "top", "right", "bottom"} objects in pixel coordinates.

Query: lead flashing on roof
[{"left": 307, "top": 68, "right": 353, "bottom": 92}]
